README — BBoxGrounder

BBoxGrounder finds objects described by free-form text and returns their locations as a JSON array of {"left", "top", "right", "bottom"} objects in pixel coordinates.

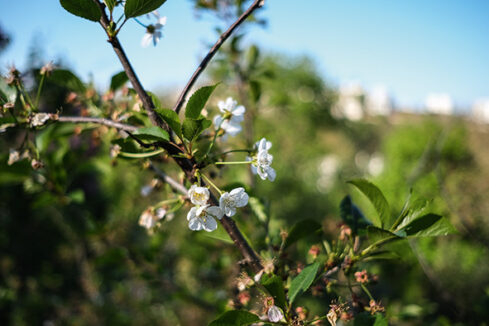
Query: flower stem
[
  {"left": 201, "top": 173, "right": 223, "bottom": 196},
  {"left": 361, "top": 283, "right": 375, "bottom": 301},
  {"left": 35, "top": 73, "right": 46, "bottom": 108},
  {"left": 215, "top": 161, "right": 253, "bottom": 165},
  {"left": 119, "top": 148, "right": 165, "bottom": 158}
]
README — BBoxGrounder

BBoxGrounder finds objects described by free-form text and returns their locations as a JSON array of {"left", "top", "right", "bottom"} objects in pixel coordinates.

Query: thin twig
[
  {"left": 92, "top": 0, "right": 165, "bottom": 130},
  {"left": 57, "top": 116, "right": 138, "bottom": 132},
  {"left": 172, "top": 0, "right": 264, "bottom": 114},
  {"left": 149, "top": 162, "right": 188, "bottom": 195}
]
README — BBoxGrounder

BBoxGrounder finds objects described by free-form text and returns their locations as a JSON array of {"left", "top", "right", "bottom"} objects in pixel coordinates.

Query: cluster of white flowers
[
  {"left": 141, "top": 11, "right": 167, "bottom": 47},
  {"left": 213, "top": 97, "right": 245, "bottom": 138},
  {"left": 247, "top": 138, "right": 276, "bottom": 181},
  {"left": 187, "top": 185, "right": 249, "bottom": 232}
]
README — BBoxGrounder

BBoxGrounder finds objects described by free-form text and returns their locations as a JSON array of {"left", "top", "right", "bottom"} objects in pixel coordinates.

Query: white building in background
[
  {"left": 366, "top": 85, "right": 392, "bottom": 116},
  {"left": 472, "top": 98, "right": 489, "bottom": 124},
  {"left": 333, "top": 82, "right": 365, "bottom": 121},
  {"left": 424, "top": 93, "right": 454, "bottom": 115}
]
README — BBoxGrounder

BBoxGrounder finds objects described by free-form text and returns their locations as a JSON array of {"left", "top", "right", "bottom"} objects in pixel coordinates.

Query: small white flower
[
  {"left": 110, "top": 144, "right": 121, "bottom": 158},
  {"left": 40, "top": 61, "right": 55, "bottom": 75},
  {"left": 213, "top": 97, "right": 245, "bottom": 137},
  {"left": 188, "top": 185, "right": 210, "bottom": 206},
  {"left": 138, "top": 209, "right": 158, "bottom": 230},
  {"left": 140, "top": 185, "right": 153, "bottom": 197},
  {"left": 248, "top": 138, "right": 276, "bottom": 182},
  {"left": 30, "top": 113, "right": 51, "bottom": 127},
  {"left": 267, "top": 305, "right": 284, "bottom": 323},
  {"left": 187, "top": 205, "right": 223, "bottom": 232},
  {"left": 219, "top": 187, "right": 249, "bottom": 217},
  {"left": 155, "top": 207, "right": 167, "bottom": 219},
  {"left": 141, "top": 14, "right": 167, "bottom": 47}
]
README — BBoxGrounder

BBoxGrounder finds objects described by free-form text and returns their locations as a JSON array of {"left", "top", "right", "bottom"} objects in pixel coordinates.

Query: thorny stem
[
  {"left": 91, "top": 0, "right": 263, "bottom": 273},
  {"left": 172, "top": 0, "right": 265, "bottom": 114}
]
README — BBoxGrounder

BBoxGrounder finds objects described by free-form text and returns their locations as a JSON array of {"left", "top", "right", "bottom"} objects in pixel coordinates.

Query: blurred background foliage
[{"left": 1, "top": 2, "right": 489, "bottom": 325}]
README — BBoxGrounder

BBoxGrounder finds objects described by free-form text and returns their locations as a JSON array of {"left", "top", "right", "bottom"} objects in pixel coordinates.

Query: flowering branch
[
  {"left": 57, "top": 116, "right": 138, "bottom": 132},
  {"left": 89, "top": 0, "right": 263, "bottom": 274},
  {"left": 172, "top": 0, "right": 265, "bottom": 114}
]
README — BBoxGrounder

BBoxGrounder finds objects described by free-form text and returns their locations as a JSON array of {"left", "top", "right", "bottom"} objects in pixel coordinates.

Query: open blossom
[
  {"left": 267, "top": 305, "right": 284, "bottom": 323},
  {"left": 219, "top": 187, "right": 249, "bottom": 217},
  {"left": 187, "top": 205, "right": 223, "bottom": 232},
  {"left": 213, "top": 97, "right": 245, "bottom": 137},
  {"left": 141, "top": 12, "right": 167, "bottom": 47},
  {"left": 188, "top": 185, "right": 210, "bottom": 206},
  {"left": 139, "top": 208, "right": 164, "bottom": 230},
  {"left": 247, "top": 138, "right": 276, "bottom": 181}
]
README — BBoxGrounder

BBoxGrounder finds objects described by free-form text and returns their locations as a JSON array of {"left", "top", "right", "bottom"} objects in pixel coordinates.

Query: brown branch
[
  {"left": 172, "top": 0, "right": 265, "bottom": 114},
  {"left": 93, "top": 0, "right": 165, "bottom": 130},
  {"left": 57, "top": 116, "right": 138, "bottom": 132}
]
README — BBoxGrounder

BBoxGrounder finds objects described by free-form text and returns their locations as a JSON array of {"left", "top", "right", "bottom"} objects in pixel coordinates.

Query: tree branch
[
  {"left": 149, "top": 162, "right": 189, "bottom": 196},
  {"left": 93, "top": 0, "right": 165, "bottom": 130},
  {"left": 57, "top": 116, "right": 138, "bottom": 132},
  {"left": 172, "top": 0, "right": 264, "bottom": 114}
]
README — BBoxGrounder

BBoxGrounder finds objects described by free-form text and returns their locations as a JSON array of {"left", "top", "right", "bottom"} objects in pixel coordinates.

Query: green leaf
[
  {"left": 110, "top": 71, "right": 128, "bottom": 91},
  {"left": 394, "top": 198, "right": 430, "bottom": 231},
  {"left": 248, "top": 197, "right": 267, "bottom": 223},
  {"left": 399, "top": 213, "right": 456, "bottom": 237},
  {"left": 367, "top": 226, "right": 401, "bottom": 245},
  {"left": 185, "top": 84, "right": 219, "bottom": 119},
  {"left": 148, "top": 91, "right": 162, "bottom": 109},
  {"left": 340, "top": 195, "right": 371, "bottom": 234},
  {"left": 104, "top": 0, "right": 117, "bottom": 12},
  {"left": 284, "top": 219, "right": 322, "bottom": 249},
  {"left": 208, "top": 310, "right": 260, "bottom": 326},
  {"left": 288, "top": 262, "right": 321, "bottom": 304},
  {"left": 201, "top": 225, "right": 233, "bottom": 244},
  {"left": 60, "top": 0, "right": 102, "bottom": 22},
  {"left": 348, "top": 179, "right": 391, "bottom": 228},
  {"left": 354, "top": 313, "right": 387, "bottom": 326},
  {"left": 182, "top": 117, "right": 211, "bottom": 142},
  {"left": 50, "top": 69, "right": 86, "bottom": 93},
  {"left": 125, "top": 0, "right": 167, "bottom": 18},
  {"left": 0, "top": 78, "right": 16, "bottom": 104},
  {"left": 132, "top": 126, "right": 169, "bottom": 142},
  {"left": 261, "top": 274, "right": 287, "bottom": 311},
  {"left": 155, "top": 108, "right": 182, "bottom": 139}
]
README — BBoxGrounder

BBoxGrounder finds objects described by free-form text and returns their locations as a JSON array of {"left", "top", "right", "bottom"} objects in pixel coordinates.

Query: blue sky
[{"left": 1, "top": 0, "right": 489, "bottom": 109}]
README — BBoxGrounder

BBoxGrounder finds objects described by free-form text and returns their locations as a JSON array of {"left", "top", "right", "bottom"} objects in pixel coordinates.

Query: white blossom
[
  {"left": 213, "top": 97, "right": 245, "bottom": 137},
  {"left": 187, "top": 205, "right": 223, "bottom": 232},
  {"left": 219, "top": 187, "right": 249, "bottom": 217},
  {"left": 8, "top": 149, "right": 20, "bottom": 165},
  {"left": 155, "top": 207, "right": 167, "bottom": 219},
  {"left": 141, "top": 14, "right": 167, "bottom": 47},
  {"left": 30, "top": 113, "right": 51, "bottom": 127},
  {"left": 188, "top": 185, "right": 210, "bottom": 206},
  {"left": 138, "top": 209, "right": 164, "bottom": 230},
  {"left": 267, "top": 305, "right": 284, "bottom": 323},
  {"left": 248, "top": 138, "right": 276, "bottom": 182},
  {"left": 40, "top": 61, "right": 55, "bottom": 75}
]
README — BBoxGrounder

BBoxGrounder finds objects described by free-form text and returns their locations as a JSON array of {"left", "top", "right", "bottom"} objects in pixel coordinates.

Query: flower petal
[
  {"left": 267, "top": 167, "right": 276, "bottom": 182},
  {"left": 207, "top": 206, "right": 224, "bottom": 220},
  {"left": 187, "top": 207, "right": 197, "bottom": 221},
  {"left": 141, "top": 33, "right": 153, "bottom": 47},
  {"left": 202, "top": 216, "right": 217, "bottom": 232},
  {"left": 232, "top": 105, "right": 245, "bottom": 116},
  {"left": 188, "top": 217, "right": 203, "bottom": 231}
]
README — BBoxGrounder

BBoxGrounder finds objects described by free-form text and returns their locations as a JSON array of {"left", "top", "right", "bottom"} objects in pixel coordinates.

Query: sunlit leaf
[
  {"left": 110, "top": 71, "right": 128, "bottom": 91},
  {"left": 132, "top": 126, "right": 169, "bottom": 142},
  {"left": 156, "top": 108, "right": 182, "bottom": 139},
  {"left": 348, "top": 179, "right": 390, "bottom": 228},
  {"left": 185, "top": 84, "right": 219, "bottom": 119}
]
